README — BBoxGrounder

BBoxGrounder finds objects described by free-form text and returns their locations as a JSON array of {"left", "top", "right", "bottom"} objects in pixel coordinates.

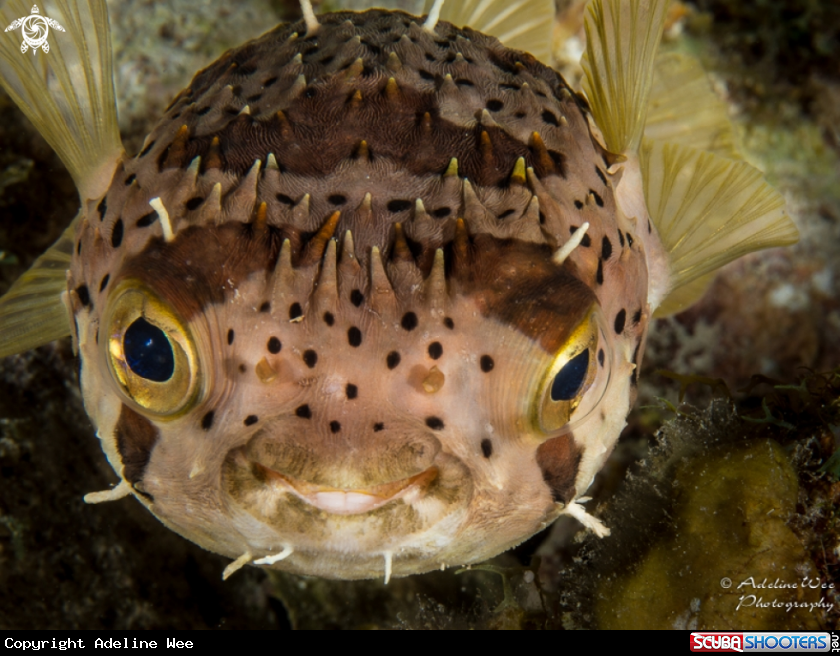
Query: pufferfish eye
[
  {"left": 536, "top": 308, "right": 607, "bottom": 434},
  {"left": 123, "top": 318, "right": 175, "bottom": 382},
  {"left": 103, "top": 281, "right": 199, "bottom": 416}
]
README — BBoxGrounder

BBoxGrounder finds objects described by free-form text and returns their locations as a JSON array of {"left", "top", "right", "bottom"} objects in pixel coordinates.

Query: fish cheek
[
  {"left": 535, "top": 434, "right": 582, "bottom": 505},
  {"left": 114, "top": 403, "right": 160, "bottom": 498}
]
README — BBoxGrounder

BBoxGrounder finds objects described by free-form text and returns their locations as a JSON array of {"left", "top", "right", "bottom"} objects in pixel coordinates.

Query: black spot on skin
[
  {"left": 541, "top": 109, "right": 560, "bottom": 126},
  {"left": 136, "top": 211, "right": 157, "bottom": 228},
  {"left": 614, "top": 309, "right": 626, "bottom": 335},
  {"left": 348, "top": 327, "right": 362, "bottom": 347},
  {"left": 596, "top": 259, "right": 604, "bottom": 285},
  {"left": 239, "top": 363, "right": 247, "bottom": 373},
  {"left": 350, "top": 289, "right": 364, "bottom": 307},
  {"left": 295, "top": 405, "right": 311, "bottom": 419},
  {"left": 401, "top": 312, "right": 418, "bottom": 331},
  {"left": 196, "top": 106, "right": 212, "bottom": 116},
  {"left": 595, "top": 166, "right": 607, "bottom": 185},
  {"left": 486, "top": 99, "right": 503, "bottom": 111},
  {"left": 227, "top": 329, "right": 235, "bottom": 345},
  {"left": 432, "top": 207, "right": 451, "bottom": 219},
  {"left": 539, "top": 211, "right": 546, "bottom": 224},
  {"left": 648, "top": 220, "right": 652, "bottom": 233},
  {"left": 627, "top": 233, "right": 634, "bottom": 248},
  {"left": 330, "top": 420, "right": 341, "bottom": 433},
  {"left": 76, "top": 285, "right": 91, "bottom": 307},
  {"left": 303, "top": 350, "right": 318, "bottom": 368},
  {"left": 443, "top": 317, "right": 454, "bottom": 329},
  {"left": 259, "top": 301, "right": 271, "bottom": 313},
  {"left": 480, "top": 355, "right": 495, "bottom": 372},
  {"left": 111, "top": 219, "right": 124, "bottom": 248},
  {"left": 570, "top": 225, "right": 591, "bottom": 248},
  {"left": 323, "top": 311, "right": 335, "bottom": 326},
  {"left": 267, "top": 337, "right": 281, "bottom": 354},
  {"left": 289, "top": 302, "right": 303, "bottom": 320},
  {"left": 428, "top": 342, "right": 443, "bottom": 359},
  {"left": 498, "top": 209, "right": 515, "bottom": 219},
  {"left": 590, "top": 190, "right": 604, "bottom": 207},
  {"left": 574, "top": 200, "right": 584, "bottom": 210},
  {"left": 124, "top": 174, "right": 136, "bottom": 186},
  {"left": 201, "top": 410, "right": 214, "bottom": 431},
  {"left": 373, "top": 422, "right": 384, "bottom": 432},
  {"left": 99, "top": 274, "right": 110, "bottom": 293},
  {"left": 186, "top": 196, "right": 204, "bottom": 211},
  {"left": 386, "top": 351, "right": 401, "bottom": 369},
  {"left": 425, "top": 416, "right": 445, "bottom": 430},
  {"left": 633, "top": 308, "right": 642, "bottom": 324},
  {"left": 618, "top": 230, "right": 625, "bottom": 248},
  {"left": 115, "top": 404, "right": 160, "bottom": 487},
  {"left": 601, "top": 236, "right": 613, "bottom": 260},
  {"left": 598, "top": 348, "right": 605, "bottom": 367},
  {"left": 276, "top": 193, "right": 295, "bottom": 205},
  {"left": 481, "top": 439, "right": 493, "bottom": 458},
  {"left": 346, "top": 383, "right": 358, "bottom": 399},
  {"left": 77, "top": 240, "right": 82, "bottom": 255},
  {"left": 387, "top": 199, "right": 413, "bottom": 213},
  {"left": 97, "top": 197, "right": 107, "bottom": 221},
  {"left": 328, "top": 194, "right": 347, "bottom": 205},
  {"left": 139, "top": 140, "right": 155, "bottom": 157},
  {"left": 244, "top": 415, "right": 258, "bottom": 426}
]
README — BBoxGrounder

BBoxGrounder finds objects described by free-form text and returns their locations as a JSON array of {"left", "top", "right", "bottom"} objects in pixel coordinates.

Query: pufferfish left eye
[
  {"left": 536, "top": 308, "right": 607, "bottom": 434},
  {"left": 103, "top": 281, "right": 200, "bottom": 416}
]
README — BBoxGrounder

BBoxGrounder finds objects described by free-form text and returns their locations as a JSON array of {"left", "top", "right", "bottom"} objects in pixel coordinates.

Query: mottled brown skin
[{"left": 67, "top": 9, "right": 651, "bottom": 579}]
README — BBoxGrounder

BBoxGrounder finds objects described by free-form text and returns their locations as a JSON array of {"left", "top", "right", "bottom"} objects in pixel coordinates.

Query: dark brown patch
[
  {"left": 536, "top": 435, "right": 581, "bottom": 504},
  {"left": 178, "top": 30, "right": 579, "bottom": 187},
  {"left": 450, "top": 235, "right": 595, "bottom": 353},
  {"left": 117, "top": 223, "right": 284, "bottom": 320},
  {"left": 115, "top": 404, "right": 160, "bottom": 487}
]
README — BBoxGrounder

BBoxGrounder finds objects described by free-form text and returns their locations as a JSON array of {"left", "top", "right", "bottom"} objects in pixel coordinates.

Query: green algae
[{"left": 595, "top": 439, "right": 823, "bottom": 630}]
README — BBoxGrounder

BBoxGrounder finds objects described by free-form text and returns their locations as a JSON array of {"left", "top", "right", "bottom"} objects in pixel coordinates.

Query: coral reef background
[{"left": 0, "top": 0, "right": 838, "bottom": 629}]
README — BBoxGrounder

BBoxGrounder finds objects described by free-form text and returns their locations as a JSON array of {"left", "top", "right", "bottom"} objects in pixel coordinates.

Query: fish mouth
[{"left": 252, "top": 460, "right": 439, "bottom": 515}]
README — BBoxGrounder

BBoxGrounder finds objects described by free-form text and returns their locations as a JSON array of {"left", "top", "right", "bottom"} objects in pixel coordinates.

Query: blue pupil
[
  {"left": 123, "top": 317, "right": 175, "bottom": 382},
  {"left": 550, "top": 350, "right": 589, "bottom": 401}
]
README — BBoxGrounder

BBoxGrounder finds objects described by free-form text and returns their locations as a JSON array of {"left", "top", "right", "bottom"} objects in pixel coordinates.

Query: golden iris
[
  {"left": 103, "top": 281, "right": 199, "bottom": 416},
  {"left": 534, "top": 307, "right": 599, "bottom": 434}
]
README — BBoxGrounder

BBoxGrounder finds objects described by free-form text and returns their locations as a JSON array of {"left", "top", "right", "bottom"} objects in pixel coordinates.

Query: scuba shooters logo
[{"left": 690, "top": 633, "right": 831, "bottom": 652}]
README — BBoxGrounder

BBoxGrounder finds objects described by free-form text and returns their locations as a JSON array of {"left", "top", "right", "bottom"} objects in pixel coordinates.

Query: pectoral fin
[
  {"left": 580, "top": 0, "right": 669, "bottom": 154},
  {"left": 0, "top": 216, "right": 78, "bottom": 358},
  {"left": 640, "top": 139, "right": 799, "bottom": 317}
]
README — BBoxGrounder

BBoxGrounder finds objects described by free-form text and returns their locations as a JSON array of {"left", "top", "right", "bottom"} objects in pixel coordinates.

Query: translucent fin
[
  {"left": 424, "top": 0, "right": 555, "bottom": 64},
  {"left": 645, "top": 52, "right": 740, "bottom": 160},
  {"left": 580, "top": 0, "right": 669, "bottom": 154},
  {"left": 0, "top": 215, "right": 77, "bottom": 358},
  {"left": 641, "top": 139, "right": 799, "bottom": 316},
  {"left": 652, "top": 271, "right": 714, "bottom": 317},
  {"left": 0, "top": 0, "right": 123, "bottom": 201}
]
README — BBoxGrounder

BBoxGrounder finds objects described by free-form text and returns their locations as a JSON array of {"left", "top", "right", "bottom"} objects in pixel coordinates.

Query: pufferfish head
[{"left": 67, "top": 8, "right": 648, "bottom": 579}]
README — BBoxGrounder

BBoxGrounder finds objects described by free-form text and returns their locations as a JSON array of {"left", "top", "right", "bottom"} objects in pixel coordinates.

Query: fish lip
[{"left": 251, "top": 460, "right": 439, "bottom": 516}]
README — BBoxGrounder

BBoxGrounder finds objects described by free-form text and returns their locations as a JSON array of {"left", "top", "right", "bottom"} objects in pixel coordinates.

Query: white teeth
[{"left": 311, "top": 491, "right": 381, "bottom": 514}]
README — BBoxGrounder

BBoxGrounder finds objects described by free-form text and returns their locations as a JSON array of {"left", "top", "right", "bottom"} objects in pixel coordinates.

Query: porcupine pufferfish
[{"left": 0, "top": 0, "right": 798, "bottom": 581}]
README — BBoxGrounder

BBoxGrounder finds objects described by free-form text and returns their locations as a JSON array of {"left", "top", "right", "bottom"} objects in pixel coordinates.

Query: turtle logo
[{"left": 4, "top": 5, "right": 65, "bottom": 55}]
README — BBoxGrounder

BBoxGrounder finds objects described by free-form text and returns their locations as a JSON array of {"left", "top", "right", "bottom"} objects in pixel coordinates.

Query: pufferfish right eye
[
  {"left": 535, "top": 307, "right": 610, "bottom": 435},
  {"left": 103, "top": 281, "right": 199, "bottom": 416}
]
